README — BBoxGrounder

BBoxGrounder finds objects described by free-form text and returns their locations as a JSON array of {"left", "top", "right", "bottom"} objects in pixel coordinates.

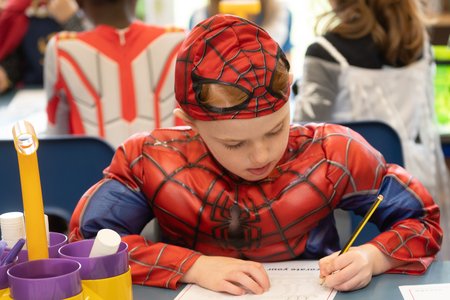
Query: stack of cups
[{"left": 0, "top": 212, "right": 26, "bottom": 249}]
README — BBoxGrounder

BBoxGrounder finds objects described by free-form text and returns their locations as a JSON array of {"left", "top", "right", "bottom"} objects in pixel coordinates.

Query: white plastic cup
[
  {"left": 89, "top": 229, "right": 121, "bottom": 258},
  {"left": 0, "top": 212, "right": 26, "bottom": 248}
]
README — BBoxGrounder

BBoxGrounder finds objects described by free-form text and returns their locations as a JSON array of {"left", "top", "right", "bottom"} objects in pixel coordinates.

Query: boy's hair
[
  {"left": 316, "top": 0, "right": 425, "bottom": 66},
  {"left": 175, "top": 14, "right": 290, "bottom": 121},
  {"left": 199, "top": 58, "right": 289, "bottom": 109}
]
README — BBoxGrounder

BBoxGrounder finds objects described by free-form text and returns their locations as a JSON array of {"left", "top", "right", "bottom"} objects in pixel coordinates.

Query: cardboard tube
[{"left": 12, "top": 120, "right": 48, "bottom": 260}]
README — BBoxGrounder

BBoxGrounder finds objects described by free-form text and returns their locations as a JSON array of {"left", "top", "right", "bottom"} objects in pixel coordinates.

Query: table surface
[{"left": 132, "top": 261, "right": 450, "bottom": 300}]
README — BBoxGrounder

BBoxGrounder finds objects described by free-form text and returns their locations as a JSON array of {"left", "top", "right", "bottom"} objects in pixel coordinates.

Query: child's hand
[
  {"left": 319, "top": 244, "right": 406, "bottom": 291},
  {"left": 319, "top": 245, "right": 375, "bottom": 291},
  {"left": 181, "top": 255, "right": 270, "bottom": 295}
]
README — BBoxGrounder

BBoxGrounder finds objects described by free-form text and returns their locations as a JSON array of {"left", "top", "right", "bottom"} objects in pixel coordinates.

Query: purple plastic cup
[
  {"left": 5, "top": 232, "right": 68, "bottom": 263},
  {"left": 7, "top": 258, "right": 82, "bottom": 300},
  {"left": 0, "top": 252, "right": 18, "bottom": 290},
  {"left": 58, "top": 239, "right": 128, "bottom": 280}
]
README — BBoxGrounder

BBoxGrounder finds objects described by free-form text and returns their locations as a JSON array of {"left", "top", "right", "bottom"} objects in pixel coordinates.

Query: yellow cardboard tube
[{"left": 12, "top": 120, "right": 48, "bottom": 260}]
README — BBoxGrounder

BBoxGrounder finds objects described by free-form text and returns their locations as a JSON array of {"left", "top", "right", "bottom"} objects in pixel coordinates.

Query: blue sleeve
[
  {"left": 80, "top": 179, "right": 154, "bottom": 238},
  {"left": 337, "top": 176, "right": 425, "bottom": 232}
]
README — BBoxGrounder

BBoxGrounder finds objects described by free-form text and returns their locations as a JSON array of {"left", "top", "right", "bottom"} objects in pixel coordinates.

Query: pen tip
[{"left": 319, "top": 277, "right": 325, "bottom": 286}]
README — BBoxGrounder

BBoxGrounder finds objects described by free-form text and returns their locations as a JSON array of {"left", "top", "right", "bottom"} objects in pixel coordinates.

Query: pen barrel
[{"left": 340, "top": 195, "right": 384, "bottom": 255}]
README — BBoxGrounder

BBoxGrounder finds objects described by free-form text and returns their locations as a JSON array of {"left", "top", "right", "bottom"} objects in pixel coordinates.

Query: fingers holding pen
[
  {"left": 318, "top": 251, "right": 339, "bottom": 278},
  {"left": 319, "top": 247, "right": 373, "bottom": 291}
]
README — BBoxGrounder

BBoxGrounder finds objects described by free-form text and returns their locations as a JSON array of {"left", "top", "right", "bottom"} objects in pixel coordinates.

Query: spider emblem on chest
[{"left": 210, "top": 195, "right": 262, "bottom": 249}]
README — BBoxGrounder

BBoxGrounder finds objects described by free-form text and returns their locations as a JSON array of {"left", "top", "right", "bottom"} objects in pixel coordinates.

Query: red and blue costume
[{"left": 69, "top": 15, "right": 442, "bottom": 289}]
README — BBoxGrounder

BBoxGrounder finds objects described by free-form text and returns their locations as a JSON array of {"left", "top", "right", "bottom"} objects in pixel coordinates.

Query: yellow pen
[
  {"left": 339, "top": 194, "right": 384, "bottom": 255},
  {"left": 320, "top": 194, "right": 384, "bottom": 286}
]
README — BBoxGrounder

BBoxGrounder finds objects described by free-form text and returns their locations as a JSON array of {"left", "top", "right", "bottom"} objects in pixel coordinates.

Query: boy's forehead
[
  {"left": 199, "top": 102, "right": 290, "bottom": 139},
  {"left": 175, "top": 14, "right": 288, "bottom": 121}
]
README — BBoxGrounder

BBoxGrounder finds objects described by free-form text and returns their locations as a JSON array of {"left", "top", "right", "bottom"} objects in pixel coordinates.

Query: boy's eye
[
  {"left": 267, "top": 125, "right": 283, "bottom": 136},
  {"left": 224, "top": 142, "right": 244, "bottom": 150}
]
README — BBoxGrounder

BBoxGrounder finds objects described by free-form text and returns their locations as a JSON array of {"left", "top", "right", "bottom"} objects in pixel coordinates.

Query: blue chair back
[
  {"left": 337, "top": 121, "right": 404, "bottom": 245},
  {"left": 0, "top": 136, "right": 115, "bottom": 230},
  {"left": 340, "top": 120, "right": 404, "bottom": 166}
]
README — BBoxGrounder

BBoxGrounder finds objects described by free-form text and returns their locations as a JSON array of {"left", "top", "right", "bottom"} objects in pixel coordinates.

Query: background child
[
  {"left": 189, "top": 0, "right": 292, "bottom": 57},
  {"left": 293, "top": 0, "right": 450, "bottom": 258},
  {"left": 69, "top": 15, "right": 442, "bottom": 295},
  {"left": 44, "top": 0, "right": 185, "bottom": 147},
  {"left": 0, "top": 0, "right": 86, "bottom": 93}
]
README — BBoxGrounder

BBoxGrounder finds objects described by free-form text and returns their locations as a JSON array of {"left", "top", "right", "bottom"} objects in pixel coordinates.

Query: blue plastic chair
[
  {"left": 0, "top": 136, "right": 115, "bottom": 232},
  {"left": 337, "top": 120, "right": 404, "bottom": 245},
  {"left": 340, "top": 120, "right": 404, "bottom": 166}
]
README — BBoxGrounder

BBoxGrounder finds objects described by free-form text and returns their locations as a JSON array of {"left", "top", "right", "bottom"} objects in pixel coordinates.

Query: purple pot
[
  {"left": 5, "top": 232, "right": 68, "bottom": 263},
  {"left": 7, "top": 258, "right": 82, "bottom": 300},
  {"left": 58, "top": 239, "right": 128, "bottom": 280},
  {"left": 0, "top": 252, "right": 18, "bottom": 289}
]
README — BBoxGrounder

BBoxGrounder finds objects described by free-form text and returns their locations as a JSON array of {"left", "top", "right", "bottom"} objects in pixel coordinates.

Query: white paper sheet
[
  {"left": 399, "top": 283, "right": 450, "bottom": 300},
  {"left": 175, "top": 260, "right": 337, "bottom": 300}
]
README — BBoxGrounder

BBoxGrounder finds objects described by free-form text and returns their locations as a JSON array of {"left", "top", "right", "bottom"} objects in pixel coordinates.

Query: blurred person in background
[
  {"left": 44, "top": 0, "right": 185, "bottom": 147},
  {"left": 0, "top": 0, "right": 88, "bottom": 94},
  {"left": 190, "top": 0, "right": 293, "bottom": 57},
  {"left": 293, "top": 0, "right": 450, "bottom": 258}
]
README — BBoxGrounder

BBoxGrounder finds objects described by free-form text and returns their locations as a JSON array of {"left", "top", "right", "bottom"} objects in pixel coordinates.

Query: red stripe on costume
[
  {"left": 77, "top": 24, "right": 167, "bottom": 123},
  {"left": 119, "top": 61, "right": 135, "bottom": 122},
  {"left": 47, "top": 94, "right": 60, "bottom": 124},
  {"left": 58, "top": 49, "right": 105, "bottom": 137},
  {"left": 153, "top": 39, "right": 183, "bottom": 128}
]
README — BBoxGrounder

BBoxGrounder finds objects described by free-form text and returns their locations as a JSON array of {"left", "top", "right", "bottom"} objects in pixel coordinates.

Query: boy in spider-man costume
[{"left": 69, "top": 14, "right": 442, "bottom": 295}]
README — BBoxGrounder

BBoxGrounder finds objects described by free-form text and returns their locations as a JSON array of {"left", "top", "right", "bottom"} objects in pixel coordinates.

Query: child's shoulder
[
  {"left": 290, "top": 122, "right": 349, "bottom": 137},
  {"left": 133, "top": 21, "right": 185, "bottom": 34},
  {"left": 119, "top": 127, "right": 202, "bottom": 159},
  {"left": 124, "top": 127, "right": 197, "bottom": 146},
  {"left": 289, "top": 122, "right": 361, "bottom": 150},
  {"left": 152, "top": 126, "right": 196, "bottom": 141},
  {"left": 54, "top": 30, "right": 79, "bottom": 41}
]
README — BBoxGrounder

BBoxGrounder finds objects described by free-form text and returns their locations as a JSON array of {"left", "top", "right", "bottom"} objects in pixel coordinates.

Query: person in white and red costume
[{"left": 44, "top": 0, "right": 185, "bottom": 147}]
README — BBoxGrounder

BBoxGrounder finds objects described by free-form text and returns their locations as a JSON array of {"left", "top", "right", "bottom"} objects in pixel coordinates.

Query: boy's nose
[{"left": 249, "top": 142, "right": 270, "bottom": 165}]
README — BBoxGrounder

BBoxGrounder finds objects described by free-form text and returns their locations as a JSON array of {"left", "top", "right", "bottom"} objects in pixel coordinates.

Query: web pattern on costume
[
  {"left": 136, "top": 125, "right": 429, "bottom": 261},
  {"left": 176, "top": 16, "right": 289, "bottom": 120}
]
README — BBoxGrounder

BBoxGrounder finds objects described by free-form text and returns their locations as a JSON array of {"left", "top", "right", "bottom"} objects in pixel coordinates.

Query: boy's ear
[{"left": 173, "top": 108, "right": 198, "bottom": 131}]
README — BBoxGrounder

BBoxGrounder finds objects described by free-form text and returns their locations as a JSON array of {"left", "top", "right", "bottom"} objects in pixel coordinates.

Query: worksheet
[
  {"left": 175, "top": 261, "right": 337, "bottom": 300},
  {"left": 399, "top": 283, "right": 450, "bottom": 300}
]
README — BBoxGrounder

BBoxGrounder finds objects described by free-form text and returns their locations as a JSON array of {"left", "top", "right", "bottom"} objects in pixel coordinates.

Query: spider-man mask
[{"left": 175, "top": 14, "right": 290, "bottom": 121}]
